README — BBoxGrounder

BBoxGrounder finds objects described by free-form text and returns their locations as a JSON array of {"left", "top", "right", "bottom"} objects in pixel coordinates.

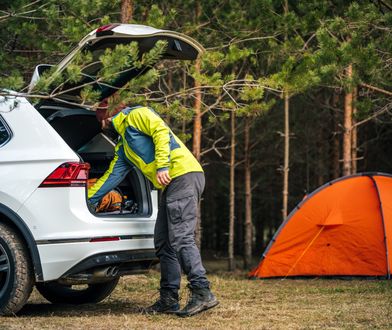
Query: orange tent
[{"left": 249, "top": 173, "right": 392, "bottom": 279}]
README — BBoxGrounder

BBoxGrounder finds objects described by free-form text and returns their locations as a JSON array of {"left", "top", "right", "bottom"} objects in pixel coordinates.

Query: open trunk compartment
[{"left": 38, "top": 105, "right": 153, "bottom": 216}]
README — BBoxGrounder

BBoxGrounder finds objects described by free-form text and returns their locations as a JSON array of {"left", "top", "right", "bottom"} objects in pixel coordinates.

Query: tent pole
[{"left": 368, "top": 175, "right": 391, "bottom": 280}]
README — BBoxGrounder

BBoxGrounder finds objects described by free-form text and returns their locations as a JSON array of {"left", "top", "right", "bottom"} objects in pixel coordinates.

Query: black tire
[
  {"left": 36, "top": 277, "right": 119, "bottom": 304},
  {"left": 0, "top": 223, "right": 34, "bottom": 315}
]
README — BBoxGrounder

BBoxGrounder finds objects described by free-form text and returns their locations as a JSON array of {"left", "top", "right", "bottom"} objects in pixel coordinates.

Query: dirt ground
[{"left": 0, "top": 267, "right": 391, "bottom": 330}]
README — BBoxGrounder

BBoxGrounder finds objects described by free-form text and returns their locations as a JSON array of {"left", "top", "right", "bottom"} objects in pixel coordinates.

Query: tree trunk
[
  {"left": 121, "top": 0, "right": 133, "bottom": 23},
  {"left": 228, "top": 110, "right": 236, "bottom": 271},
  {"left": 244, "top": 117, "right": 253, "bottom": 269},
  {"left": 317, "top": 95, "right": 325, "bottom": 186},
  {"left": 192, "top": 1, "right": 202, "bottom": 249},
  {"left": 236, "top": 175, "right": 243, "bottom": 255},
  {"left": 317, "top": 143, "right": 324, "bottom": 186},
  {"left": 282, "top": 0, "right": 290, "bottom": 221},
  {"left": 282, "top": 90, "right": 290, "bottom": 221},
  {"left": 181, "top": 69, "right": 187, "bottom": 137},
  {"left": 192, "top": 58, "right": 202, "bottom": 161},
  {"left": 343, "top": 64, "right": 353, "bottom": 176},
  {"left": 332, "top": 92, "right": 340, "bottom": 179},
  {"left": 166, "top": 70, "right": 173, "bottom": 126},
  {"left": 351, "top": 87, "right": 358, "bottom": 173}
]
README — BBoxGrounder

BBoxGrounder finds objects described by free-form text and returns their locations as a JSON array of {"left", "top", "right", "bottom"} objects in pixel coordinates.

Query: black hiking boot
[
  {"left": 177, "top": 285, "right": 219, "bottom": 317},
  {"left": 143, "top": 288, "right": 180, "bottom": 314}
]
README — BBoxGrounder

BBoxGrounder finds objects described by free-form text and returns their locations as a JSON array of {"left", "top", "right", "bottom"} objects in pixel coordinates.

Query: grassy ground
[{"left": 0, "top": 265, "right": 392, "bottom": 329}]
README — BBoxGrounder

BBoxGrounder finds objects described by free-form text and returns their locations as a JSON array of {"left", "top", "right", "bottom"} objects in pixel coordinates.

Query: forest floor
[{"left": 1, "top": 260, "right": 392, "bottom": 329}]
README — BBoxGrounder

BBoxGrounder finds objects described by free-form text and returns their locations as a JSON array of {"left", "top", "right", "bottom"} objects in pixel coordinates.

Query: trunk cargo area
[{"left": 37, "top": 105, "right": 152, "bottom": 216}]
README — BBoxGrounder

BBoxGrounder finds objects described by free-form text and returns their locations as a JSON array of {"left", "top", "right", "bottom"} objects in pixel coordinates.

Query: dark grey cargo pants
[{"left": 154, "top": 172, "right": 210, "bottom": 290}]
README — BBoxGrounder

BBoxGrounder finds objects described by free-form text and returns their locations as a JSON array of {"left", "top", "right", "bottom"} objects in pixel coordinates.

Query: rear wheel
[
  {"left": 36, "top": 278, "right": 119, "bottom": 304},
  {"left": 0, "top": 223, "right": 34, "bottom": 315}
]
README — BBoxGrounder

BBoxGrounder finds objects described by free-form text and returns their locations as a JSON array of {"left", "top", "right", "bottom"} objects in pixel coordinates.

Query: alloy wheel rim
[{"left": 0, "top": 244, "right": 11, "bottom": 298}]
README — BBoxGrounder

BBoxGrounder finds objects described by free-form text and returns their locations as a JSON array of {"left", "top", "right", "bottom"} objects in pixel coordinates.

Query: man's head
[
  {"left": 95, "top": 96, "right": 125, "bottom": 127},
  {"left": 95, "top": 97, "right": 124, "bottom": 139},
  {"left": 96, "top": 99, "right": 111, "bottom": 129}
]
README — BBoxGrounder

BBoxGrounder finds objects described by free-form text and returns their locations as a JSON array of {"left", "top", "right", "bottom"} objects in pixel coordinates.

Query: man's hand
[{"left": 156, "top": 170, "right": 171, "bottom": 186}]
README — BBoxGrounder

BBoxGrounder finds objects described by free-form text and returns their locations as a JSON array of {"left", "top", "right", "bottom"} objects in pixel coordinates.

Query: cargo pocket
[{"left": 167, "top": 195, "right": 196, "bottom": 224}]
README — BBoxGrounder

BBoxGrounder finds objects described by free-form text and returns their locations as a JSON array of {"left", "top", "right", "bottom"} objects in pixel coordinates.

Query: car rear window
[{"left": 0, "top": 116, "right": 12, "bottom": 147}]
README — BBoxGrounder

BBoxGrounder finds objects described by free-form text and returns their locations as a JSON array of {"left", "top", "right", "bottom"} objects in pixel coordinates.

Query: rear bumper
[
  {"left": 62, "top": 248, "right": 158, "bottom": 278},
  {"left": 37, "top": 237, "right": 156, "bottom": 281}
]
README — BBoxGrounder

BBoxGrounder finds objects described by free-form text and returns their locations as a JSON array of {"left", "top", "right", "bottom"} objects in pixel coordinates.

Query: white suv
[{"left": 0, "top": 24, "right": 203, "bottom": 315}]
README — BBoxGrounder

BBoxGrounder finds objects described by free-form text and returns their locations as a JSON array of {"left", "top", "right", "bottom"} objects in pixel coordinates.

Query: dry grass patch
[{"left": 0, "top": 269, "right": 391, "bottom": 329}]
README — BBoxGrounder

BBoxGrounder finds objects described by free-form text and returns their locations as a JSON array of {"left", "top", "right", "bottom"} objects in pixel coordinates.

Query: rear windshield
[{"left": 0, "top": 116, "right": 12, "bottom": 147}]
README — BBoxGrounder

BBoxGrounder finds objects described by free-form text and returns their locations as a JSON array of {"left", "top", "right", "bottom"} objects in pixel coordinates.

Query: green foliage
[
  {"left": 92, "top": 40, "right": 167, "bottom": 112},
  {"left": 80, "top": 86, "right": 101, "bottom": 105},
  {"left": 225, "top": 45, "right": 252, "bottom": 64},
  {"left": 0, "top": 74, "right": 24, "bottom": 91},
  {"left": 201, "top": 51, "right": 225, "bottom": 70},
  {"left": 355, "top": 98, "right": 373, "bottom": 121},
  {"left": 311, "top": 1, "right": 391, "bottom": 92},
  {"left": 239, "top": 84, "right": 264, "bottom": 102},
  {"left": 65, "top": 64, "right": 83, "bottom": 84},
  {"left": 164, "top": 100, "right": 193, "bottom": 122},
  {"left": 99, "top": 43, "right": 140, "bottom": 82},
  {"left": 63, "top": 52, "right": 93, "bottom": 85},
  {"left": 127, "top": 68, "right": 160, "bottom": 91},
  {"left": 141, "top": 40, "right": 168, "bottom": 67},
  {"left": 236, "top": 100, "right": 275, "bottom": 118},
  {"left": 220, "top": 111, "right": 231, "bottom": 122},
  {"left": 31, "top": 66, "right": 62, "bottom": 94},
  {"left": 144, "top": 5, "right": 166, "bottom": 28}
]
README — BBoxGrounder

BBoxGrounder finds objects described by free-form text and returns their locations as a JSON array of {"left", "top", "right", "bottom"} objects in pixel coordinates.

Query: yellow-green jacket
[{"left": 88, "top": 106, "right": 202, "bottom": 204}]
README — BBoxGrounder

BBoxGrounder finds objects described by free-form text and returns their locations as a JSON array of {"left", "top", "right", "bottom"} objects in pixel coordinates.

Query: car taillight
[
  {"left": 96, "top": 23, "right": 120, "bottom": 36},
  {"left": 96, "top": 23, "right": 120, "bottom": 33},
  {"left": 39, "top": 162, "right": 90, "bottom": 188}
]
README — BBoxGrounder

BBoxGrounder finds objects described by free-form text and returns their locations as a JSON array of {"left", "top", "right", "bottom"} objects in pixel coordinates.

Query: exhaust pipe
[
  {"left": 93, "top": 266, "right": 119, "bottom": 279},
  {"left": 58, "top": 266, "right": 120, "bottom": 285},
  {"left": 93, "top": 266, "right": 111, "bottom": 278},
  {"left": 108, "top": 266, "right": 119, "bottom": 277}
]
